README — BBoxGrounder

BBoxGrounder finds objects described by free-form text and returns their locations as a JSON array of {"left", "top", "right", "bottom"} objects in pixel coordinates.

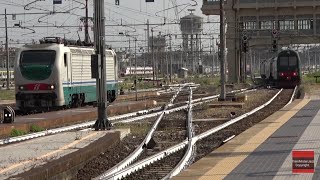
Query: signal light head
[{"left": 242, "top": 35, "right": 248, "bottom": 41}]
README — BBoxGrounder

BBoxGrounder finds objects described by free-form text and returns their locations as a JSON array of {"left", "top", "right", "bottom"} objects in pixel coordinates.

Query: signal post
[
  {"left": 241, "top": 34, "right": 248, "bottom": 82},
  {"left": 272, "top": 29, "right": 279, "bottom": 53}
]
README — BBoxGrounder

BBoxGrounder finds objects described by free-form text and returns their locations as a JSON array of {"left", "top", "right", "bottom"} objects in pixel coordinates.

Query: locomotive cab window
[
  {"left": 20, "top": 50, "right": 56, "bottom": 67},
  {"left": 19, "top": 50, "right": 56, "bottom": 80}
]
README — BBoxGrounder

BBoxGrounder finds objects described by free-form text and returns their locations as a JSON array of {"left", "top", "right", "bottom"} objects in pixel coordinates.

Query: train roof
[
  {"left": 21, "top": 37, "right": 115, "bottom": 55},
  {"left": 19, "top": 43, "right": 116, "bottom": 56},
  {"left": 278, "top": 49, "right": 299, "bottom": 56}
]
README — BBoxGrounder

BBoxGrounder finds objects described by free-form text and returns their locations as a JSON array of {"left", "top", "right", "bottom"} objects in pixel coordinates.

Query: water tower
[{"left": 180, "top": 9, "right": 203, "bottom": 72}]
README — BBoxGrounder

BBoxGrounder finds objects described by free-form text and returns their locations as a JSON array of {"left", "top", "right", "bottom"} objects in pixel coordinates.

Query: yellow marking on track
[
  {"left": 0, "top": 132, "right": 99, "bottom": 174},
  {"left": 198, "top": 99, "right": 310, "bottom": 180}
]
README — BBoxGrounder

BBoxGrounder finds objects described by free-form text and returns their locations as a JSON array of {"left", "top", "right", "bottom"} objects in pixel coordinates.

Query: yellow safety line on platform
[
  {"left": 0, "top": 131, "right": 99, "bottom": 174},
  {"left": 198, "top": 99, "right": 310, "bottom": 180}
]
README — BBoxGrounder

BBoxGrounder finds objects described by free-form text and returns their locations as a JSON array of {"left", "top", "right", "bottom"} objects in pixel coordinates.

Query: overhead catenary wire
[{"left": 0, "top": 0, "right": 219, "bottom": 51}]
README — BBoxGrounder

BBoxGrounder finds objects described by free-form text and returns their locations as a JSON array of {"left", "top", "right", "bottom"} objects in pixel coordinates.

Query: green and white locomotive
[{"left": 14, "top": 37, "right": 118, "bottom": 111}]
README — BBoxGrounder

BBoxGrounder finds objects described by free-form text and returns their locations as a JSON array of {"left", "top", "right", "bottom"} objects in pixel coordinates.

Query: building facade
[{"left": 202, "top": 0, "right": 320, "bottom": 82}]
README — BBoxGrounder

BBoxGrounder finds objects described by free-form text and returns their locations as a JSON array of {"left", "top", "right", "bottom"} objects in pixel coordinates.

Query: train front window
[
  {"left": 289, "top": 56, "right": 297, "bottom": 66},
  {"left": 20, "top": 50, "right": 56, "bottom": 80},
  {"left": 279, "top": 56, "right": 297, "bottom": 67},
  {"left": 20, "top": 50, "right": 56, "bottom": 67},
  {"left": 279, "top": 57, "right": 289, "bottom": 66}
]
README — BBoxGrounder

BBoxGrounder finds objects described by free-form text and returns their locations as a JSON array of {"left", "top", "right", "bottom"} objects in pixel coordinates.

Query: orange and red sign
[{"left": 292, "top": 150, "right": 314, "bottom": 173}]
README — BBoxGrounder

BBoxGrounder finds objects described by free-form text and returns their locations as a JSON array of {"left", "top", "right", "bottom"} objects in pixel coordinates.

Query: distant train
[
  {"left": 14, "top": 37, "right": 118, "bottom": 111},
  {"left": 120, "top": 66, "right": 153, "bottom": 77},
  {"left": 0, "top": 70, "right": 14, "bottom": 81},
  {"left": 260, "top": 49, "right": 301, "bottom": 87}
]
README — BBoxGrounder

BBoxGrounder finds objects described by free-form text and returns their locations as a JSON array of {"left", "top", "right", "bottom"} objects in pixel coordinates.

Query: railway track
[
  {"left": 0, "top": 83, "right": 216, "bottom": 145},
  {"left": 95, "top": 87, "right": 296, "bottom": 180},
  {"left": 1, "top": 85, "right": 260, "bottom": 180}
]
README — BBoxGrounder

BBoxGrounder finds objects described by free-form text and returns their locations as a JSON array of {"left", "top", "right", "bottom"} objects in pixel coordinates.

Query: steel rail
[
  {"left": 194, "top": 89, "right": 283, "bottom": 141},
  {"left": 111, "top": 88, "right": 250, "bottom": 124},
  {"left": 0, "top": 88, "right": 250, "bottom": 145},
  {"left": 102, "top": 89, "right": 283, "bottom": 180},
  {"left": 284, "top": 85, "right": 297, "bottom": 107},
  {"left": 163, "top": 87, "right": 194, "bottom": 179},
  {"left": 95, "top": 86, "right": 185, "bottom": 179}
]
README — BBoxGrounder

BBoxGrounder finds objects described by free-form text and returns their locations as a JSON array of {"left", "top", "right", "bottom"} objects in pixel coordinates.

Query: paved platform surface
[
  {"left": 174, "top": 98, "right": 320, "bottom": 180},
  {"left": 0, "top": 128, "right": 129, "bottom": 179}
]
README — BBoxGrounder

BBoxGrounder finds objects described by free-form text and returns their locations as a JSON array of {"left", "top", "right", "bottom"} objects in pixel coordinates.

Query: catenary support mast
[{"left": 94, "top": 0, "right": 109, "bottom": 130}]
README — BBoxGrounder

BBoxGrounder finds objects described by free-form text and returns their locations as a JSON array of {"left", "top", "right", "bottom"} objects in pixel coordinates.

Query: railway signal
[
  {"left": 272, "top": 39, "right": 277, "bottom": 52},
  {"left": 242, "top": 35, "right": 248, "bottom": 53},
  {"left": 2, "top": 106, "right": 15, "bottom": 123},
  {"left": 272, "top": 29, "right": 279, "bottom": 38}
]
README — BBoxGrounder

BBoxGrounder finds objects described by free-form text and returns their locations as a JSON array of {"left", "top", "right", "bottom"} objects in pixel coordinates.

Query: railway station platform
[
  {"left": 0, "top": 128, "right": 129, "bottom": 179},
  {"left": 174, "top": 98, "right": 320, "bottom": 180}
]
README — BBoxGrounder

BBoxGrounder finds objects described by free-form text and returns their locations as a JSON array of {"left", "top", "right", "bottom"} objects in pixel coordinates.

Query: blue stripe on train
[{"left": 62, "top": 80, "right": 118, "bottom": 85}]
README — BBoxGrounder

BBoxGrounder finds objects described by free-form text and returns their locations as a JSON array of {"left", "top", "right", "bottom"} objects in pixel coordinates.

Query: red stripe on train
[{"left": 24, "top": 83, "right": 51, "bottom": 91}]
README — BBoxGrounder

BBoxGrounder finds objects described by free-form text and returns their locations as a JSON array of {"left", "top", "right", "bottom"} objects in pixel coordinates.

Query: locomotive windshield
[
  {"left": 279, "top": 56, "right": 297, "bottom": 67},
  {"left": 20, "top": 50, "right": 56, "bottom": 80}
]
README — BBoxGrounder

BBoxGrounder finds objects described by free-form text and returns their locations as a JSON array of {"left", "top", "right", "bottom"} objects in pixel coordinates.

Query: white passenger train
[
  {"left": 14, "top": 37, "right": 118, "bottom": 111},
  {"left": 0, "top": 69, "right": 14, "bottom": 82},
  {"left": 120, "top": 66, "right": 153, "bottom": 77}
]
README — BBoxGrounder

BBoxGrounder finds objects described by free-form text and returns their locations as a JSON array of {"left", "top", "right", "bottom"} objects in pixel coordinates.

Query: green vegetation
[
  {"left": 302, "top": 71, "right": 320, "bottom": 84},
  {"left": 0, "top": 89, "right": 15, "bottom": 100},
  {"left": 30, "top": 124, "right": 44, "bottom": 132},
  {"left": 185, "top": 75, "right": 220, "bottom": 87},
  {"left": 9, "top": 125, "right": 44, "bottom": 137},
  {"left": 120, "top": 78, "right": 159, "bottom": 91},
  {"left": 120, "top": 75, "right": 222, "bottom": 93},
  {"left": 301, "top": 71, "right": 320, "bottom": 96},
  {"left": 10, "top": 129, "right": 26, "bottom": 137}
]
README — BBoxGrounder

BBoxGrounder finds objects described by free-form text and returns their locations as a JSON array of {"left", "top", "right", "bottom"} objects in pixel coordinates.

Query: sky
[{"left": 0, "top": 0, "right": 219, "bottom": 51}]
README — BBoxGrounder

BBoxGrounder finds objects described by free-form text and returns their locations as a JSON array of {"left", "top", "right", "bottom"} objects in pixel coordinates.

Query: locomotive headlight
[
  {"left": 19, "top": 85, "right": 24, "bottom": 90},
  {"left": 49, "top": 85, "right": 55, "bottom": 90}
]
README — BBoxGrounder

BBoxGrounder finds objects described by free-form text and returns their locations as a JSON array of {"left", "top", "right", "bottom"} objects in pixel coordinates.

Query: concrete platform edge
[
  {"left": 173, "top": 99, "right": 309, "bottom": 180},
  {"left": 0, "top": 100, "right": 155, "bottom": 138},
  {"left": 10, "top": 131, "right": 120, "bottom": 180}
]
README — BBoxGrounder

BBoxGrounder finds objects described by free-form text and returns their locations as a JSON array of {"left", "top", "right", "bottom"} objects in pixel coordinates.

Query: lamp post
[
  {"left": 169, "top": 35, "right": 172, "bottom": 83},
  {"left": 139, "top": 47, "right": 146, "bottom": 76},
  {"left": 150, "top": 21, "right": 165, "bottom": 86},
  {"left": 151, "top": 29, "right": 155, "bottom": 86},
  {"left": 119, "top": 32, "right": 138, "bottom": 101},
  {"left": 5, "top": 9, "right": 9, "bottom": 90}
]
